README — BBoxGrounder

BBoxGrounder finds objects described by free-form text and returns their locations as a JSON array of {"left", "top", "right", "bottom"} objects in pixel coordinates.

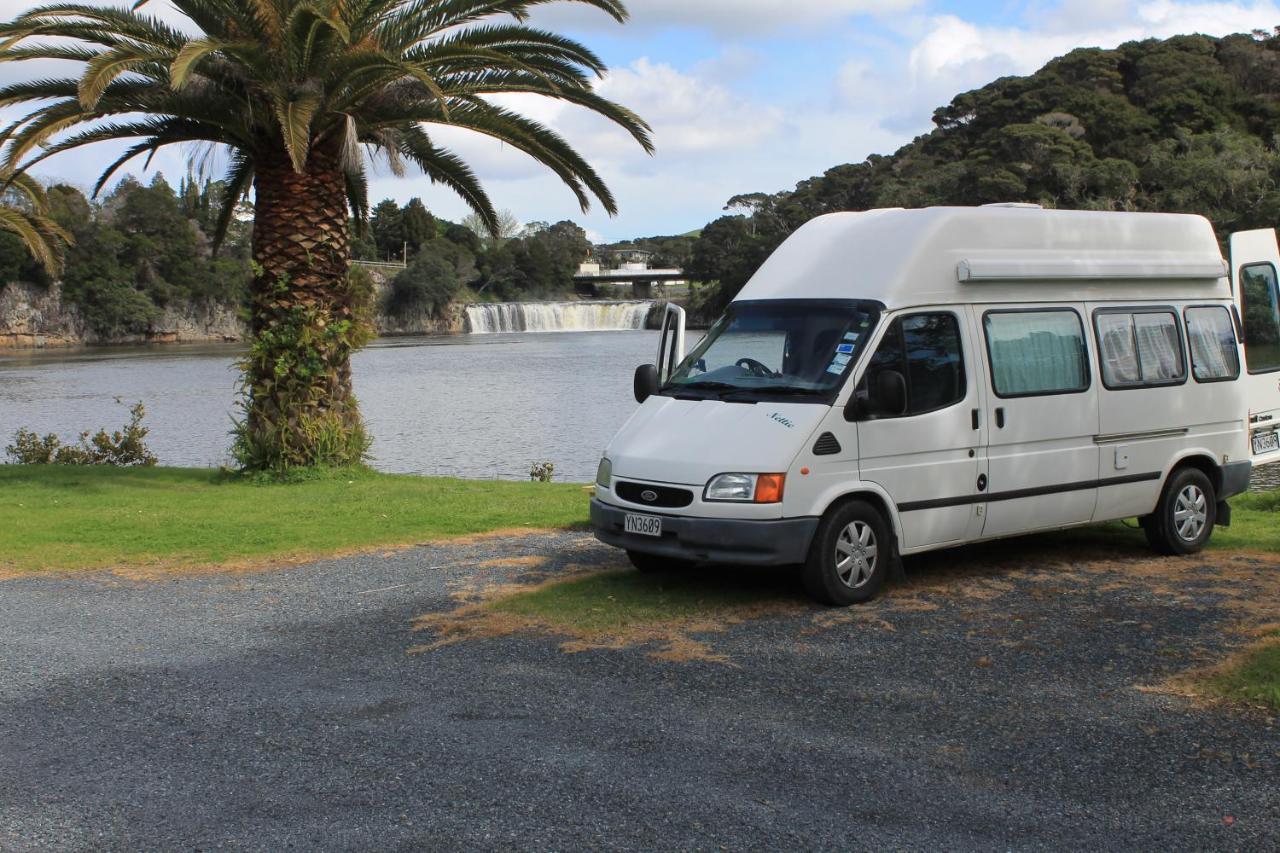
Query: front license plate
[
  {"left": 1254, "top": 430, "right": 1280, "bottom": 455},
  {"left": 624, "top": 513, "right": 662, "bottom": 537}
]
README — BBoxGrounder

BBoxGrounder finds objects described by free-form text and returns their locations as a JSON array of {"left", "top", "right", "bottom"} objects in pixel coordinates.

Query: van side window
[
  {"left": 861, "top": 312, "right": 965, "bottom": 416},
  {"left": 983, "top": 310, "right": 1089, "bottom": 397},
  {"left": 1091, "top": 309, "right": 1185, "bottom": 388},
  {"left": 1241, "top": 263, "right": 1280, "bottom": 373},
  {"left": 1184, "top": 306, "right": 1240, "bottom": 382}
]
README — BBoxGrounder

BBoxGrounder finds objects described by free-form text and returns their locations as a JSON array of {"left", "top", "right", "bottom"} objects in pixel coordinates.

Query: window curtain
[
  {"left": 1185, "top": 308, "right": 1237, "bottom": 380},
  {"left": 1096, "top": 314, "right": 1139, "bottom": 384},
  {"left": 1134, "top": 314, "right": 1182, "bottom": 381},
  {"left": 987, "top": 313, "right": 1085, "bottom": 395}
]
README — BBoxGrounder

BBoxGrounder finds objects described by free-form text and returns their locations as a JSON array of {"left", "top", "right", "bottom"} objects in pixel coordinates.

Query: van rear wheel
[
  {"left": 803, "top": 500, "right": 893, "bottom": 605},
  {"left": 627, "top": 550, "right": 693, "bottom": 573},
  {"left": 1143, "top": 467, "right": 1216, "bottom": 556}
]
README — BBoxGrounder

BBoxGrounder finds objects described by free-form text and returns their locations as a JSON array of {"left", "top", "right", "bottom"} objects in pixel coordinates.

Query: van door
[
  {"left": 855, "top": 309, "right": 987, "bottom": 550},
  {"left": 975, "top": 305, "right": 1100, "bottom": 537},
  {"left": 1229, "top": 229, "right": 1280, "bottom": 465}
]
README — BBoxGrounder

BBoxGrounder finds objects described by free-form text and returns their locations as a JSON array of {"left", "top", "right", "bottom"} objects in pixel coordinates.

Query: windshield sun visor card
[{"left": 826, "top": 352, "right": 852, "bottom": 374}]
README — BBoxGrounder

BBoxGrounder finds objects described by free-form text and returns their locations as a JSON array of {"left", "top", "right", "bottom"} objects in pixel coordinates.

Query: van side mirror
[
  {"left": 634, "top": 363, "right": 660, "bottom": 403},
  {"left": 844, "top": 370, "right": 907, "bottom": 420},
  {"left": 876, "top": 369, "right": 908, "bottom": 417}
]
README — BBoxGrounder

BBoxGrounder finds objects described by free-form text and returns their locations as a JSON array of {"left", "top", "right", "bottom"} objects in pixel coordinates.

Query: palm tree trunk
[{"left": 234, "top": 145, "right": 370, "bottom": 471}]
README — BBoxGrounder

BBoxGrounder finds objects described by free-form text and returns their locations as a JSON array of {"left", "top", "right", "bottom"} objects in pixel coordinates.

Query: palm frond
[
  {"left": 0, "top": 0, "right": 648, "bottom": 224},
  {"left": 399, "top": 124, "right": 497, "bottom": 231},
  {"left": 212, "top": 150, "right": 254, "bottom": 251}
]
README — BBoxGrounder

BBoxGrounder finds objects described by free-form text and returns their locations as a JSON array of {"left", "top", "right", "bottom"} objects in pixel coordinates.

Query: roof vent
[
  {"left": 980, "top": 202, "right": 1043, "bottom": 209},
  {"left": 813, "top": 432, "right": 842, "bottom": 456}
]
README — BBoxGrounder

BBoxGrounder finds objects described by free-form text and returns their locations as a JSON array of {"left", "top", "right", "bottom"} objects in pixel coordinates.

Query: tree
[
  {"left": 388, "top": 250, "right": 461, "bottom": 317},
  {"left": 370, "top": 199, "right": 404, "bottom": 261},
  {"left": 463, "top": 210, "right": 522, "bottom": 250},
  {"left": 0, "top": 0, "right": 651, "bottom": 472},
  {"left": 401, "top": 199, "right": 437, "bottom": 257}
]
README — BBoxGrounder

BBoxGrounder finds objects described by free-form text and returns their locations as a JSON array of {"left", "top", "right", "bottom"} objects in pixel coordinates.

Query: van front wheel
[
  {"left": 803, "top": 500, "right": 892, "bottom": 605},
  {"left": 1143, "top": 467, "right": 1216, "bottom": 556}
]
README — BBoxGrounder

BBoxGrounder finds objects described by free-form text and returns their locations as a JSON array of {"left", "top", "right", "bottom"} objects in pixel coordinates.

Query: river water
[
  {"left": 0, "top": 330, "right": 659, "bottom": 482},
  {"left": 6, "top": 328, "right": 1280, "bottom": 490}
]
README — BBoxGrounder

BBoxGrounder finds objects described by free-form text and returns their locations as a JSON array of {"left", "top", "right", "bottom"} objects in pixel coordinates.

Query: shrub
[
  {"left": 529, "top": 461, "right": 555, "bottom": 482},
  {"left": 5, "top": 402, "right": 159, "bottom": 466},
  {"left": 387, "top": 249, "right": 461, "bottom": 318}
]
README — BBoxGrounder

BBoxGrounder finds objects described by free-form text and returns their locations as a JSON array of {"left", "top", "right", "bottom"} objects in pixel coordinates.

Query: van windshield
[{"left": 663, "top": 299, "right": 881, "bottom": 403}]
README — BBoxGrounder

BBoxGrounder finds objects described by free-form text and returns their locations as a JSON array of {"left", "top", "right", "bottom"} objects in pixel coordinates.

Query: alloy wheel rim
[
  {"left": 835, "top": 520, "right": 878, "bottom": 588},
  {"left": 1173, "top": 484, "right": 1208, "bottom": 542}
]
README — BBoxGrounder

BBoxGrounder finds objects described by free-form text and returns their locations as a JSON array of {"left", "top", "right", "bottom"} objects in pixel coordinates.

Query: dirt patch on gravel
[
  {"left": 411, "top": 568, "right": 808, "bottom": 664},
  {"left": 414, "top": 534, "right": 1280, "bottom": 690}
]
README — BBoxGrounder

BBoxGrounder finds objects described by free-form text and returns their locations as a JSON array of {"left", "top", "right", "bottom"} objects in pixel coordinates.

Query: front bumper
[{"left": 590, "top": 498, "right": 818, "bottom": 566}]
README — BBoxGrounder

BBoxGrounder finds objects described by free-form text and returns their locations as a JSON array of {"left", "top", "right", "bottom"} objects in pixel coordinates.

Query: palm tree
[
  {"left": 0, "top": 0, "right": 651, "bottom": 471},
  {"left": 0, "top": 171, "right": 71, "bottom": 275}
]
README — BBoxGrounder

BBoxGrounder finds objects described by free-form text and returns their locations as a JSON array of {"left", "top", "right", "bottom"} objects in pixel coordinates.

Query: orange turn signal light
[{"left": 754, "top": 473, "right": 786, "bottom": 503}]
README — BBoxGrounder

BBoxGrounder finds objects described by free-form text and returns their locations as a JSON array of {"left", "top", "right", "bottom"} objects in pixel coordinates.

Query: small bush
[
  {"left": 5, "top": 401, "right": 158, "bottom": 466},
  {"left": 529, "top": 461, "right": 555, "bottom": 482}
]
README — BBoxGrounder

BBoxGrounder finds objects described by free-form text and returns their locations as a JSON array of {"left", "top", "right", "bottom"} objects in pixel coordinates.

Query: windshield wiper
[
  {"left": 722, "top": 385, "right": 823, "bottom": 400},
  {"left": 665, "top": 380, "right": 741, "bottom": 393}
]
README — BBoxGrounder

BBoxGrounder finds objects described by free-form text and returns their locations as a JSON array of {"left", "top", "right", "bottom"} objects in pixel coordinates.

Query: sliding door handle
[
  {"left": 995, "top": 407, "right": 1005, "bottom": 429},
  {"left": 971, "top": 408, "right": 980, "bottom": 430}
]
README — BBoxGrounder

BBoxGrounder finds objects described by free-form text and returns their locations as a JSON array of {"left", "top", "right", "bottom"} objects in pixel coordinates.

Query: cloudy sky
[{"left": 5, "top": 0, "right": 1280, "bottom": 240}]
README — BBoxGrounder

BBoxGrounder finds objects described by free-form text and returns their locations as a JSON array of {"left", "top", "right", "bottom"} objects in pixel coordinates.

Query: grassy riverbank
[
  {"left": 4, "top": 464, "right": 1280, "bottom": 573},
  {"left": 0, "top": 466, "right": 590, "bottom": 574}
]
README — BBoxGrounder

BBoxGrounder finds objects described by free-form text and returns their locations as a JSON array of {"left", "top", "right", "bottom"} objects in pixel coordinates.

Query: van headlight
[
  {"left": 704, "top": 473, "right": 785, "bottom": 503},
  {"left": 595, "top": 456, "right": 612, "bottom": 488}
]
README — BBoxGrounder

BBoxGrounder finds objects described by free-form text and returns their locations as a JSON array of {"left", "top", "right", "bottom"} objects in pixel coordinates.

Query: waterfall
[{"left": 464, "top": 300, "right": 654, "bottom": 334}]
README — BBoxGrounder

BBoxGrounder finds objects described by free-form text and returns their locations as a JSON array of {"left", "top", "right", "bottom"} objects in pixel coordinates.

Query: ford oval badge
[{"left": 640, "top": 489, "right": 658, "bottom": 502}]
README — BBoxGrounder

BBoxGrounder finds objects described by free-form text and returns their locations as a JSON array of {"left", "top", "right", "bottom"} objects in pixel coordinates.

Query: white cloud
[
  {"left": 534, "top": 0, "right": 921, "bottom": 34},
  {"left": 905, "top": 2, "right": 1280, "bottom": 108},
  {"left": 833, "top": 1, "right": 1280, "bottom": 141}
]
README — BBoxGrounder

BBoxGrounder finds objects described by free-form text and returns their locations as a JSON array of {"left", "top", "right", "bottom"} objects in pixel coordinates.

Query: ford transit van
[{"left": 591, "top": 205, "right": 1280, "bottom": 605}]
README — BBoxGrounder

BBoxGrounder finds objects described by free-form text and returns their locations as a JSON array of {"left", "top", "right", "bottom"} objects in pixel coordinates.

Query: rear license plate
[
  {"left": 624, "top": 513, "right": 662, "bottom": 537},
  {"left": 1254, "top": 430, "right": 1280, "bottom": 455}
]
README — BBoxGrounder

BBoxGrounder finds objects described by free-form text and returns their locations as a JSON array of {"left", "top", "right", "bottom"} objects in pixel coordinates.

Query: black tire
[
  {"left": 802, "top": 500, "right": 894, "bottom": 605},
  {"left": 627, "top": 550, "right": 693, "bottom": 573},
  {"left": 1143, "top": 467, "right": 1216, "bottom": 556}
]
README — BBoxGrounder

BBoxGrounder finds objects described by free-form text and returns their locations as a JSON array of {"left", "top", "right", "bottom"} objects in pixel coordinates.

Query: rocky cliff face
[
  {"left": 0, "top": 281, "right": 244, "bottom": 348},
  {"left": 0, "top": 269, "right": 466, "bottom": 349}
]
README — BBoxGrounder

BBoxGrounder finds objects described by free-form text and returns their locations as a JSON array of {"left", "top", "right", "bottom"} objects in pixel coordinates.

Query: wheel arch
[
  {"left": 1164, "top": 450, "right": 1224, "bottom": 496},
  {"left": 815, "top": 485, "right": 903, "bottom": 548}
]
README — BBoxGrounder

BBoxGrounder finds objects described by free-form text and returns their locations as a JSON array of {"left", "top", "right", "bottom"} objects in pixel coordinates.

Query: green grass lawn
[
  {"left": 1047, "top": 489, "right": 1280, "bottom": 554},
  {"left": 1204, "top": 632, "right": 1280, "bottom": 711},
  {"left": 0, "top": 465, "right": 590, "bottom": 574}
]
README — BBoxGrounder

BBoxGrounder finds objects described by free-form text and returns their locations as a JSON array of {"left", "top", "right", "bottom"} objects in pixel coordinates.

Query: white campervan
[{"left": 591, "top": 205, "right": 1280, "bottom": 605}]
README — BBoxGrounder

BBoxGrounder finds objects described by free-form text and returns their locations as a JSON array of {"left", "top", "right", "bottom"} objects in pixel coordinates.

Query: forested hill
[{"left": 688, "top": 29, "right": 1280, "bottom": 313}]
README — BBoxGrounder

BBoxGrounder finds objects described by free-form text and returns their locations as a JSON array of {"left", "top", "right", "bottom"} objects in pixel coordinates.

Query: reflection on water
[{"left": 0, "top": 331, "right": 659, "bottom": 481}]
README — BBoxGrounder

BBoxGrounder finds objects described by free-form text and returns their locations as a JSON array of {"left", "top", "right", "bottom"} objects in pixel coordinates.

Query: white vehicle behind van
[{"left": 591, "top": 205, "right": 1280, "bottom": 605}]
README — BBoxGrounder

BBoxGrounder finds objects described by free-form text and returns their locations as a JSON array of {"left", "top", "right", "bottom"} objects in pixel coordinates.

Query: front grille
[
  {"left": 813, "top": 432, "right": 842, "bottom": 456},
  {"left": 615, "top": 480, "right": 694, "bottom": 508}
]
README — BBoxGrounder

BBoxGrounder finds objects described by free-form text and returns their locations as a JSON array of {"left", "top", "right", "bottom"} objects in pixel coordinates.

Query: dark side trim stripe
[{"left": 897, "top": 471, "right": 1161, "bottom": 513}]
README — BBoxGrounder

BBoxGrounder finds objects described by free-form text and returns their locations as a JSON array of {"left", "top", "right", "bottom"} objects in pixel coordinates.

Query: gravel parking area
[{"left": 1, "top": 531, "right": 1278, "bottom": 850}]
